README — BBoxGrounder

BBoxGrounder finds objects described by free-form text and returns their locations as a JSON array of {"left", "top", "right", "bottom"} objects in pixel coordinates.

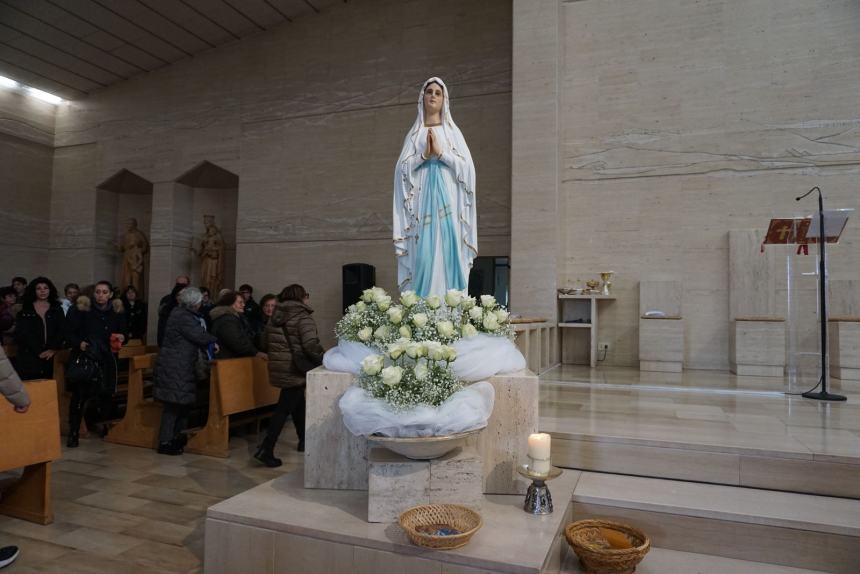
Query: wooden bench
[
  {"left": 0, "top": 379, "right": 62, "bottom": 524},
  {"left": 185, "top": 357, "right": 279, "bottom": 458},
  {"left": 104, "top": 353, "right": 162, "bottom": 449}
]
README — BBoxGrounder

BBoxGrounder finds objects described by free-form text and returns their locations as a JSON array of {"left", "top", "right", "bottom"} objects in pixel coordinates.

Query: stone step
[
  {"left": 569, "top": 472, "right": 860, "bottom": 573},
  {"left": 546, "top": 427, "right": 860, "bottom": 500},
  {"left": 562, "top": 546, "right": 828, "bottom": 573}
]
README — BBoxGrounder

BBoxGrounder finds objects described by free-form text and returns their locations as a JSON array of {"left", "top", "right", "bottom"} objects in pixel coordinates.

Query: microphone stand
[{"left": 795, "top": 186, "right": 846, "bottom": 401}]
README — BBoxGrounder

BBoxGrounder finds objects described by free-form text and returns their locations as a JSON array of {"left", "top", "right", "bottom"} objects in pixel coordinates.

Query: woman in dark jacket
[
  {"left": 209, "top": 290, "right": 266, "bottom": 360},
  {"left": 154, "top": 287, "right": 218, "bottom": 455},
  {"left": 65, "top": 280, "right": 127, "bottom": 447},
  {"left": 121, "top": 286, "right": 147, "bottom": 341},
  {"left": 14, "top": 277, "right": 65, "bottom": 380},
  {"left": 255, "top": 284, "right": 324, "bottom": 467}
]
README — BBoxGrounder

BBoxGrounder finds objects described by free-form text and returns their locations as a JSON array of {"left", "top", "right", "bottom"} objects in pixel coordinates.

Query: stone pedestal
[
  {"left": 639, "top": 317, "right": 684, "bottom": 373},
  {"left": 304, "top": 368, "right": 367, "bottom": 490},
  {"left": 305, "top": 368, "right": 539, "bottom": 495},
  {"left": 730, "top": 318, "right": 785, "bottom": 377},
  {"left": 830, "top": 319, "right": 860, "bottom": 381},
  {"left": 367, "top": 447, "right": 482, "bottom": 523},
  {"left": 477, "top": 369, "right": 539, "bottom": 494}
]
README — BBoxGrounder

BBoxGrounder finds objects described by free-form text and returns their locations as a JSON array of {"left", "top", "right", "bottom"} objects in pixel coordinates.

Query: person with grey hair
[
  {"left": 0, "top": 345, "right": 28, "bottom": 569},
  {"left": 153, "top": 286, "right": 218, "bottom": 455}
]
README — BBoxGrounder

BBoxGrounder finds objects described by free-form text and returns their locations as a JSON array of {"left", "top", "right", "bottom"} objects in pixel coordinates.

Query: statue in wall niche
[
  {"left": 191, "top": 215, "right": 224, "bottom": 295},
  {"left": 393, "top": 77, "right": 477, "bottom": 298},
  {"left": 117, "top": 218, "right": 149, "bottom": 296}
]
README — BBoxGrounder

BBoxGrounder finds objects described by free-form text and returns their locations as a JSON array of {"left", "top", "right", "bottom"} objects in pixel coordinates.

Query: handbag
[
  {"left": 194, "top": 349, "right": 211, "bottom": 381},
  {"left": 285, "top": 327, "right": 317, "bottom": 375},
  {"left": 66, "top": 348, "right": 102, "bottom": 390}
]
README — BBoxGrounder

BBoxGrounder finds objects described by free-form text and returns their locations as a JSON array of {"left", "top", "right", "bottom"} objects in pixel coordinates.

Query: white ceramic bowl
[{"left": 369, "top": 427, "right": 485, "bottom": 460}]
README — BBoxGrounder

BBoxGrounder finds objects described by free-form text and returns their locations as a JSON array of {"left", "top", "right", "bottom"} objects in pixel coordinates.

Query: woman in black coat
[
  {"left": 65, "top": 280, "right": 127, "bottom": 447},
  {"left": 154, "top": 286, "right": 218, "bottom": 455},
  {"left": 14, "top": 277, "right": 65, "bottom": 380},
  {"left": 121, "top": 286, "right": 147, "bottom": 341},
  {"left": 209, "top": 290, "right": 266, "bottom": 360}
]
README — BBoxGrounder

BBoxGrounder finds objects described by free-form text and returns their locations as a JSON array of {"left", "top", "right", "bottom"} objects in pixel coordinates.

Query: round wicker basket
[
  {"left": 564, "top": 519, "right": 650, "bottom": 574},
  {"left": 399, "top": 504, "right": 482, "bottom": 550}
]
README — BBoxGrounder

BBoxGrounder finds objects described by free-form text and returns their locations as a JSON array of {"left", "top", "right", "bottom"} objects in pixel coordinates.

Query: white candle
[
  {"left": 528, "top": 433, "right": 551, "bottom": 460},
  {"left": 531, "top": 457, "right": 551, "bottom": 474}
]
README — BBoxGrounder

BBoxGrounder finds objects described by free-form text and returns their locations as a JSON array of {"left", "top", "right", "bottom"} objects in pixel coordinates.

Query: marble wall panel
[
  {"left": 46, "top": 0, "right": 513, "bottom": 319},
  {"left": 0, "top": 134, "right": 53, "bottom": 279},
  {"left": 0, "top": 87, "right": 55, "bottom": 279},
  {"left": 831, "top": 280, "right": 860, "bottom": 317},
  {"left": 640, "top": 281, "right": 682, "bottom": 317},
  {"left": 558, "top": 166, "right": 860, "bottom": 370},
  {"left": 510, "top": 0, "right": 560, "bottom": 321},
  {"left": 512, "top": 0, "right": 860, "bottom": 369},
  {"left": 0, "top": 90, "right": 55, "bottom": 147}
]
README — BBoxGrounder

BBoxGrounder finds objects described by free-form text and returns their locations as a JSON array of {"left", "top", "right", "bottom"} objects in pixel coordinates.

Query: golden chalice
[{"left": 600, "top": 271, "right": 614, "bottom": 296}]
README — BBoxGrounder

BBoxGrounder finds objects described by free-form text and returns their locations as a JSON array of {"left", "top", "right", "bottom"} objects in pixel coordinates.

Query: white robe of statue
[{"left": 393, "top": 77, "right": 477, "bottom": 298}]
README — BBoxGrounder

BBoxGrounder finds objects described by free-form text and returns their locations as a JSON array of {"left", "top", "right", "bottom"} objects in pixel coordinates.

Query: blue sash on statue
[{"left": 413, "top": 159, "right": 466, "bottom": 297}]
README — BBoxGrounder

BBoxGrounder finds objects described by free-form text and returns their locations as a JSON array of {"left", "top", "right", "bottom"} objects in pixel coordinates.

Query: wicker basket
[
  {"left": 565, "top": 519, "right": 650, "bottom": 574},
  {"left": 399, "top": 504, "right": 482, "bottom": 550}
]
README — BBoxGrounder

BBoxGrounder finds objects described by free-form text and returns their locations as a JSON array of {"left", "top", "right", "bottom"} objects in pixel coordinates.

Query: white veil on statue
[{"left": 393, "top": 77, "right": 477, "bottom": 296}]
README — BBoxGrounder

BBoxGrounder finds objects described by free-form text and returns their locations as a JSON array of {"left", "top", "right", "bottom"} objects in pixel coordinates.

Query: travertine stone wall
[
  {"left": 0, "top": 90, "right": 55, "bottom": 279},
  {"left": 49, "top": 0, "right": 512, "bottom": 345},
  {"left": 513, "top": 0, "right": 860, "bottom": 369}
]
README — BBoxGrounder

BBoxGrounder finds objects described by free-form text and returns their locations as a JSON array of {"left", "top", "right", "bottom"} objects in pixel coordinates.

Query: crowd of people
[{"left": 1, "top": 273, "right": 322, "bottom": 468}]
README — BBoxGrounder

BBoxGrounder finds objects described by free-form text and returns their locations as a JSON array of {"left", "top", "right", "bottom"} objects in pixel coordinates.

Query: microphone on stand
[
  {"left": 795, "top": 186, "right": 819, "bottom": 202},
  {"left": 795, "top": 186, "right": 846, "bottom": 401}
]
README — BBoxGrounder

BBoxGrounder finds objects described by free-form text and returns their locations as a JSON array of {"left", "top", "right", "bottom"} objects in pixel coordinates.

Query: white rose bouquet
[
  {"left": 335, "top": 287, "right": 401, "bottom": 350},
  {"left": 335, "top": 285, "right": 515, "bottom": 357},
  {"left": 359, "top": 339, "right": 461, "bottom": 409}
]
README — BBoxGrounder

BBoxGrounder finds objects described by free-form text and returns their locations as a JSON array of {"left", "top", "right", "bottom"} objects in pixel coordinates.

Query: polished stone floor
[
  {"left": 539, "top": 365, "right": 860, "bottom": 462},
  {"left": 4, "top": 365, "right": 857, "bottom": 572},
  {"left": 1, "top": 430, "right": 303, "bottom": 574}
]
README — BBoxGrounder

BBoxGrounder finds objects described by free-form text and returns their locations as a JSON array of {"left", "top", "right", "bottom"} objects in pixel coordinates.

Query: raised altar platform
[
  {"left": 305, "top": 367, "right": 539, "bottom": 496},
  {"left": 204, "top": 470, "right": 579, "bottom": 574}
]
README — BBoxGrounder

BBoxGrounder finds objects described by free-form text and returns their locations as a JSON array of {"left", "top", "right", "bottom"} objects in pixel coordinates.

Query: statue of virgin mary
[{"left": 393, "top": 77, "right": 477, "bottom": 298}]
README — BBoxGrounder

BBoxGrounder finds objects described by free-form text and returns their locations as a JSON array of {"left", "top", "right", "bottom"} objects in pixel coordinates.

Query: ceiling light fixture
[
  {"left": 0, "top": 75, "right": 18, "bottom": 88},
  {"left": 0, "top": 73, "right": 63, "bottom": 104},
  {"left": 26, "top": 86, "right": 63, "bottom": 105}
]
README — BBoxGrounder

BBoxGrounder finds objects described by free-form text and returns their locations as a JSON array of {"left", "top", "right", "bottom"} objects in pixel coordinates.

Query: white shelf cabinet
[{"left": 557, "top": 294, "right": 616, "bottom": 368}]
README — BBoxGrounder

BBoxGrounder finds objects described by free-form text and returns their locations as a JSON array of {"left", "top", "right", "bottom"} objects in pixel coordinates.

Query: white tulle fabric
[
  {"left": 322, "top": 340, "right": 375, "bottom": 375},
  {"left": 452, "top": 334, "right": 526, "bottom": 381},
  {"left": 339, "top": 381, "right": 495, "bottom": 438},
  {"left": 322, "top": 334, "right": 526, "bottom": 381}
]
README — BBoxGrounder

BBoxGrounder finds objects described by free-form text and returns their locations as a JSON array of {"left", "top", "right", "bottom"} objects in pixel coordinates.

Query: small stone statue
[
  {"left": 191, "top": 215, "right": 224, "bottom": 296},
  {"left": 117, "top": 218, "right": 149, "bottom": 295}
]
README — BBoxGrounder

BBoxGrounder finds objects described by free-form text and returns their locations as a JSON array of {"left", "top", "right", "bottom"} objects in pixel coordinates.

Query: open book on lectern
[{"left": 762, "top": 208, "right": 853, "bottom": 250}]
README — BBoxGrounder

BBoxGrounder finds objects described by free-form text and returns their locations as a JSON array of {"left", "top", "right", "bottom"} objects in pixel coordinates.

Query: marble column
[
  {"left": 147, "top": 181, "right": 194, "bottom": 343},
  {"left": 510, "top": 0, "right": 560, "bottom": 320}
]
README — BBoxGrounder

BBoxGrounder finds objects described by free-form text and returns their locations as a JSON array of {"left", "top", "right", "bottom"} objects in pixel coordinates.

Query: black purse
[
  {"left": 65, "top": 348, "right": 102, "bottom": 390},
  {"left": 286, "top": 328, "right": 316, "bottom": 374}
]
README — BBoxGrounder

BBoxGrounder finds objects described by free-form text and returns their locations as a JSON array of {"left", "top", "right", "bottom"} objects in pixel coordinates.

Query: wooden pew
[
  {"left": 185, "top": 357, "right": 279, "bottom": 458},
  {"left": 104, "top": 353, "right": 162, "bottom": 449},
  {"left": 0, "top": 379, "right": 62, "bottom": 524}
]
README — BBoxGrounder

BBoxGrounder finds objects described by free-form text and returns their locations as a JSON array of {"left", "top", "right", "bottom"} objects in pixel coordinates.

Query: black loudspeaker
[{"left": 342, "top": 263, "right": 376, "bottom": 313}]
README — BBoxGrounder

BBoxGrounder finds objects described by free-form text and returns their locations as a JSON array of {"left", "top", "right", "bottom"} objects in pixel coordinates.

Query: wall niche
[
  {"left": 94, "top": 169, "right": 153, "bottom": 299},
  {"left": 175, "top": 161, "right": 239, "bottom": 293}
]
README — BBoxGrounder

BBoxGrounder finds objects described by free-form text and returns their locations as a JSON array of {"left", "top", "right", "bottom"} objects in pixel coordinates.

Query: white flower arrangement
[
  {"left": 336, "top": 287, "right": 515, "bottom": 353},
  {"left": 359, "top": 340, "right": 461, "bottom": 409},
  {"left": 336, "top": 286, "right": 516, "bottom": 409}
]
